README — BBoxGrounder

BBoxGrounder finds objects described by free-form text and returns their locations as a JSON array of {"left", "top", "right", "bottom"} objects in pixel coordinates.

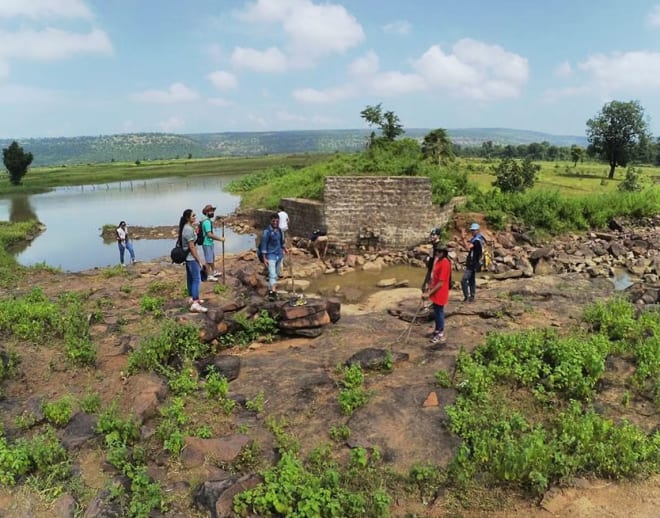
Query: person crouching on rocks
[{"left": 424, "top": 244, "right": 451, "bottom": 345}]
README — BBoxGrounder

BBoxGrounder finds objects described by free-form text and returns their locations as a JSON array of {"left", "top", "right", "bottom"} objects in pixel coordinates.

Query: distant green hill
[{"left": 1, "top": 128, "right": 588, "bottom": 167}]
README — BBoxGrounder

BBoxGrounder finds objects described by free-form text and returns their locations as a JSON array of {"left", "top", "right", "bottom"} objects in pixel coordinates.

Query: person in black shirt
[{"left": 460, "top": 222, "right": 484, "bottom": 303}]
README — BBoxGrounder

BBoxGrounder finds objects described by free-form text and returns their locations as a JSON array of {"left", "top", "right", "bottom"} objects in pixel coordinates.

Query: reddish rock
[
  {"left": 278, "top": 311, "right": 331, "bottom": 330},
  {"left": 181, "top": 435, "right": 251, "bottom": 469},
  {"left": 423, "top": 391, "right": 439, "bottom": 407}
]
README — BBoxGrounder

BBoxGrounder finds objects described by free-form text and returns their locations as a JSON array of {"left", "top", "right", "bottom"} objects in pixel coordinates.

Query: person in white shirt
[
  {"left": 116, "top": 221, "right": 136, "bottom": 266},
  {"left": 277, "top": 205, "right": 290, "bottom": 244}
]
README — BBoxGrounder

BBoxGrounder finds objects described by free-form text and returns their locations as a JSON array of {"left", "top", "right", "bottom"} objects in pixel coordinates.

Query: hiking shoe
[
  {"left": 430, "top": 332, "right": 447, "bottom": 344},
  {"left": 267, "top": 290, "right": 278, "bottom": 301},
  {"left": 190, "top": 301, "right": 208, "bottom": 313},
  {"left": 467, "top": 296, "right": 475, "bottom": 303}
]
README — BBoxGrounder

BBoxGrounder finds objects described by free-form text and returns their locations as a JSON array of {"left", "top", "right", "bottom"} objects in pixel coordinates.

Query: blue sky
[{"left": 2, "top": 0, "right": 660, "bottom": 139}]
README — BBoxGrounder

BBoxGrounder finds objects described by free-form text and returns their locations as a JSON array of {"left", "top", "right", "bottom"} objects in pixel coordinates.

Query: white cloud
[
  {"left": 554, "top": 61, "right": 572, "bottom": 78},
  {"left": 0, "top": 0, "right": 92, "bottom": 19},
  {"left": 382, "top": 20, "right": 411, "bottom": 35},
  {"left": 368, "top": 71, "right": 426, "bottom": 96},
  {"left": 578, "top": 50, "right": 660, "bottom": 91},
  {"left": 236, "top": 0, "right": 364, "bottom": 68},
  {"left": 208, "top": 97, "right": 234, "bottom": 107},
  {"left": 159, "top": 116, "right": 185, "bottom": 132},
  {"left": 292, "top": 84, "right": 355, "bottom": 103},
  {"left": 208, "top": 70, "right": 237, "bottom": 90},
  {"left": 412, "top": 38, "right": 529, "bottom": 99},
  {"left": 0, "top": 28, "right": 112, "bottom": 60},
  {"left": 230, "top": 46, "right": 288, "bottom": 72},
  {"left": 277, "top": 110, "right": 306, "bottom": 122},
  {"left": 348, "top": 50, "right": 379, "bottom": 77},
  {"left": 648, "top": 5, "right": 660, "bottom": 27},
  {"left": 130, "top": 83, "right": 199, "bottom": 104}
]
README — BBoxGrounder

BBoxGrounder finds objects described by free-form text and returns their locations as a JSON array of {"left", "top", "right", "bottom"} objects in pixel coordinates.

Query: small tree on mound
[
  {"left": 492, "top": 157, "right": 540, "bottom": 193},
  {"left": 2, "top": 141, "right": 34, "bottom": 185}
]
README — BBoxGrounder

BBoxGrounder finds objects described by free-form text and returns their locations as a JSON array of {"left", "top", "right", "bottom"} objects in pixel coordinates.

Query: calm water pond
[{"left": 0, "top": 175, "right": 255, "bottom": 272}]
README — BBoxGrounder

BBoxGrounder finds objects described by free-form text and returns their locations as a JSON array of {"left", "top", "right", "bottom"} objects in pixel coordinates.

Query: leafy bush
[
  {"left": 220, "top": 310, "right": 279, "bottom": 347},
  {"left": 492, "top": 157, "right": 540, "bottom": 193},
  {"left": 338, "top": 364, "right": 370, "bottom": 416},
  {"left": 42, "top": 396, "right": 74, "bottom": 426}
]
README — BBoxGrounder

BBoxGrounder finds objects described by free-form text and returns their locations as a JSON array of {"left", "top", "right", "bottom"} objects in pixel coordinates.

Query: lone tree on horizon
[
  {"left": 422, "top": 128, "right": 455, "bottom": 165},
  {"left": 2, "top": 140, "right": 34, "bottom": 185},
  {"left": 360, "top": 103, "right": 405, "bottom": 146},
  {"left": 586, "top": 100, "right": 649, "bottom": 179}
]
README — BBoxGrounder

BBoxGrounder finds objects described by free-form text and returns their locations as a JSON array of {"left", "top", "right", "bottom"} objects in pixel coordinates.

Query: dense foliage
[{"left": 445, "top": 298, "right": 660, "bottom": 494}]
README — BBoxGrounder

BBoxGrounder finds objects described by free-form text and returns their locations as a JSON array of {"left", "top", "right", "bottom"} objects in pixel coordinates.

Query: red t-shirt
[{"left": 430, "top": 257, "right": 451, "bottom": 306}]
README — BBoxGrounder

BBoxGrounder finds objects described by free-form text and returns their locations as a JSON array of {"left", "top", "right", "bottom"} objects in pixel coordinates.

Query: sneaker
[
  {"left": 190, "top": 301, "right": 208, "bottom": 313},
  {"left": 430, "top": 332, "right": 446, "bottom": 344},
  {"left": 467, "top": 296, "right": 475, "bottom": 303},
  {"left": 213, "top": 271, "right": 222, "bottom": 277},
  {"left": 207, "top": 275, "right": 219, "bottom": 282},
  {"left": 267, "top": 290, "right": 277, "bottom": 301}
]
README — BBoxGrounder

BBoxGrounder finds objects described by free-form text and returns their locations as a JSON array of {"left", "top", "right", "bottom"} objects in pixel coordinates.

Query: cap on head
[
  {"left": 430, "top": 227, "right": 441, "bottom": 237},
  {"left": 202, "top": 204, "right": 216, "bottom": 215},
  {"left": 469, "top": 223, "right": 480, "bottom": 231},
  {"left": 433, "top": 243, "right": 448, "bottom": 255}
]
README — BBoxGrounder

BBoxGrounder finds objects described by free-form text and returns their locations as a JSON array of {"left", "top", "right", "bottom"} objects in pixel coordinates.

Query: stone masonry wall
[
  {"left": 253, "top": 177, "right": 464, "bottom": 251},
  {"left": 323, "top": 176, "right": 460, "bottom": 250}
]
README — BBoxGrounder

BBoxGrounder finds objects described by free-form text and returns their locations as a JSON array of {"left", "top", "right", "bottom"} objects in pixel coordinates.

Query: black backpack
[{"left": 170, "top": 239, "right": 188, "bottom": 264}]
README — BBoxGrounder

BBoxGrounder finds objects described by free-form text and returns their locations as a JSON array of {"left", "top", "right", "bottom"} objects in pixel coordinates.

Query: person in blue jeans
[
  {"left": 260, "top": 213, "right": 286, "bottom": 300},
  {"left": 116, "top": 221, "right": 136, "bottom": 266},
  {"left": 460, "top": 222, "right": 484, "bottom": 303},
  {"left": 179, "top": 209, "right": 207, "bottom": 313}
]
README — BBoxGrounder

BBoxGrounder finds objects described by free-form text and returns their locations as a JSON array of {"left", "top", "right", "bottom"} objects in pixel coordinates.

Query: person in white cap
[
  {"left": 460, "top": 222, "right": 484, "bottom": 302},
  {"left": 200, "top": 204, "right": 225, "bottom": 282}
]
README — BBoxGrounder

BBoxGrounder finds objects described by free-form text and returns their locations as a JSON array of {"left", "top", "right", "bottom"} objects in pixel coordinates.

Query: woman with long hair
[{"left": 179, "top": 209, "right": 207, "bottom": 313}]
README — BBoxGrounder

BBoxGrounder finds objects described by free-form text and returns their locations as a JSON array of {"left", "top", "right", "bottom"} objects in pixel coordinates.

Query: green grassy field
[
  {"left": 0, "top": 153, "right": 330, "bottom": 196},
  {"left": 462, "top": 158, "right": 660, "bottom": 195}
]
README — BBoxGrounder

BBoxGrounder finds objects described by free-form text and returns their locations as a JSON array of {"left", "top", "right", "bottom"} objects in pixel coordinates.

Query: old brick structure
[{"left": 259, "top": 176, "right": 464, "bottom": 252}]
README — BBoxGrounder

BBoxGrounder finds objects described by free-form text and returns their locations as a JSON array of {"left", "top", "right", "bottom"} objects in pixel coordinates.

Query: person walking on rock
[
  {"left": 179, "top": 209, "right": 207, "bottom": 313},
  {"left": 460, "top": 222, "right": 484, "bottom": 303},
  {"left": 277, "top": 204, "right": 289, "bottom": 245},
  {"left": 425, "top": 244, "right": 451, "bottom": 344},
  {"left": 200, "top": 204, "right": 225, "bottom": 282},
  {"left": 116, "top": 221, "right": 136, "bottom": 266},
  {"left": 260, "top": 213, "right": 286, "bottom": 300}
]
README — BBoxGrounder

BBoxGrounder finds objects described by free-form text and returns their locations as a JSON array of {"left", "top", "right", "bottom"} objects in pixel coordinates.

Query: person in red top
[{"left": 426, "top": 244, "right": 451, "bottom": 344}]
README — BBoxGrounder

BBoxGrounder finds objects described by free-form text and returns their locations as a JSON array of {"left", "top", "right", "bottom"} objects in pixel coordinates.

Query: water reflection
[
  {"left": 0, "top": 175, "right": 255, "bottom": 272},
  {"left": 9, "top": 195, "right": 37, "bottom": 223}
]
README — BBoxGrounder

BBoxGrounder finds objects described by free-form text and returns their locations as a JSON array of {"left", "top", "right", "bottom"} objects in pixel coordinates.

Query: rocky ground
[{"left": 1, "top": 219, "right": 659, "bottom": 517}]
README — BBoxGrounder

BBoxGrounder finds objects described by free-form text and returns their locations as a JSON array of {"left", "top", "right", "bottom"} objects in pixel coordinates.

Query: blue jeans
[
  {"left": 118, "top": 240, "right": 135, "bottom": 264},
  {"left": 432, "top": 303, "right": 445, "bottom": 334},
  {"left": 461, "top": 268, "right": 476, "bottom": 299},
  {"left": 185, "top": 260, "right": 202, "bottom": 300},
  {"left": 266, "top": 257, "right": 282, "bottom": 290}
]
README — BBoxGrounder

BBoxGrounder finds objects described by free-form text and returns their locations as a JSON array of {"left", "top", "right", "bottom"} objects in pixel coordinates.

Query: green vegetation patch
[
  {"left": 0, "top": 288, "right": 95, "bottom": 366},
  {"left": 445, "top": 298, "right": 660, "bottom": 495}
]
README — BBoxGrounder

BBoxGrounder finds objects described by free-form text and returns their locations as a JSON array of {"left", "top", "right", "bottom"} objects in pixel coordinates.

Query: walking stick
[{"left": 221, "top": 220, "right": 225, "bottom": 285}]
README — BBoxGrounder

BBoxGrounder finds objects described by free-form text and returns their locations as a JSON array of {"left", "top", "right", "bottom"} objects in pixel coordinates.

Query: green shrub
[
  {"left": 338, "top": 364, "right": 370, "bottom": 416},
  {"left": 42, "top": 396, "right": 74, "bottom": 426}
]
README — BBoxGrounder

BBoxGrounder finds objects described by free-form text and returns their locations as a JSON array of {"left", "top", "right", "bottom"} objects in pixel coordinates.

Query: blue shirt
[{"left": 260, "top": 225, "right": 284, "bottom": 260}]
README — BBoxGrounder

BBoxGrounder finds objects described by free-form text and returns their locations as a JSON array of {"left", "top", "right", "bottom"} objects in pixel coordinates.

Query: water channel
[{"left": 0, "top": 175, "right": 255, "bottom": 272}]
